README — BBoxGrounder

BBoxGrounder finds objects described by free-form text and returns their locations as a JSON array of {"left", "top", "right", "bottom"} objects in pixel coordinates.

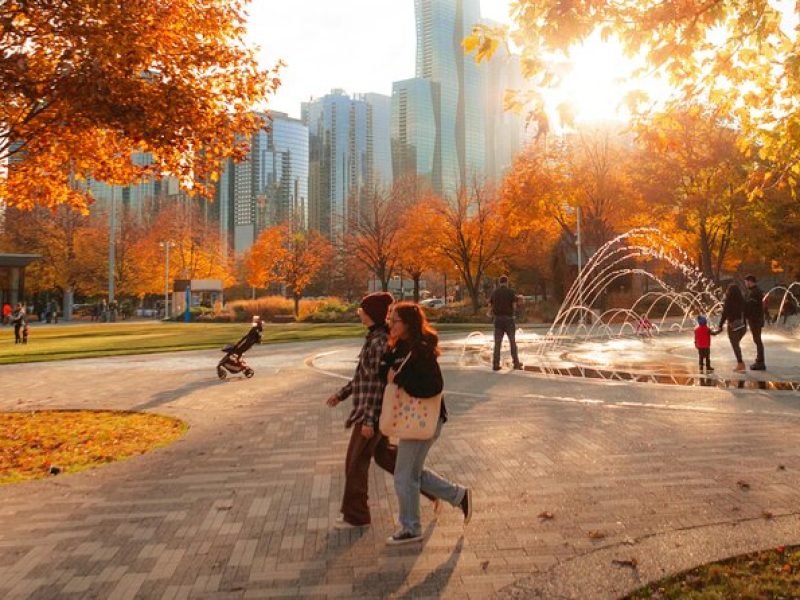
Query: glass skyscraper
[
  {"left": 303, "top": 90, "right": 392, "bottom": 239},
  {"left": 222, "top": 111, "right": 309, "bottom": 254},
  {"left": 414, "top": 0, "right": 485, "bottom": 197},
  {"left": 392, "top": 77, "right": 437, "bottom": 186}
]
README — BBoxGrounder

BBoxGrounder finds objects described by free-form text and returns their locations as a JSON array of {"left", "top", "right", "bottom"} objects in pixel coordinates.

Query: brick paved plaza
[{"left": 1, "top": 335, "right": 799, "bottom": 599}]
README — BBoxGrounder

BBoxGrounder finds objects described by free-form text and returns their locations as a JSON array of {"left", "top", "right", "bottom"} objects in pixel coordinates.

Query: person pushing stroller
[{"left": 217, "top": 316, "right": 263, "bottom": 379}]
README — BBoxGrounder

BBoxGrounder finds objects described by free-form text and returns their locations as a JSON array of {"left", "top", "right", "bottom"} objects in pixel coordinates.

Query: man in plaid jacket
[{"left": 326, "top": 292, "right": 393, "bottom": 528}]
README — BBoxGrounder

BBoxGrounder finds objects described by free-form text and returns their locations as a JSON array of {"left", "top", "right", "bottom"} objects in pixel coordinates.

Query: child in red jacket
[{"left": 694, "top": 315, "right": 713, "bottom": 372}]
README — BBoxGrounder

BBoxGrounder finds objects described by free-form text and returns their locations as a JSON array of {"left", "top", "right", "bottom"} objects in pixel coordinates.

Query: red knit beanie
[{"left": 360, "top": 292, "right": 394, "bottom": 325}]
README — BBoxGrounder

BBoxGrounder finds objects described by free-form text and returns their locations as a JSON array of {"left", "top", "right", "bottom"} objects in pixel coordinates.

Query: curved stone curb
[{"left": 496, "top": 513, "right": 800, "bottom": 599}]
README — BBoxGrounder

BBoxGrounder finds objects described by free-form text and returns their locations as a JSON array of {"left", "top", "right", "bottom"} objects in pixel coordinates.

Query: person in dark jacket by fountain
[
  {"left": 379, "top": 302, "right": 472, "bottom": 545},
  {"left": 715, "top": 284, "right": 747, "bottom": 372},
  {"left": 744, "top": 275, "right": 766, "bottom": 370},
  {"left": 489, "top": 275, "right": 522, "bottom": 371}
]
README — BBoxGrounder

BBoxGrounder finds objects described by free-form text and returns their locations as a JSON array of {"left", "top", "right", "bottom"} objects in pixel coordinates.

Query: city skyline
[{"left": 247, "top": 0, "right": 513, "bottom": 120}]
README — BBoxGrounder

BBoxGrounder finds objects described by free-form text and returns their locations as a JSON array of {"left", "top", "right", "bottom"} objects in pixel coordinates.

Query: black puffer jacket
[{"left": 718, "top": 294, "right": 745, "bottom": 331}]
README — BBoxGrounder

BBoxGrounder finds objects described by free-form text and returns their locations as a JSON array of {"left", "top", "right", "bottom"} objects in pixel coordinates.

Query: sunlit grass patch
[
  {"left": 0, "top": 410, "right": 187, "bottom": 484},
  {"left": 627, "top": 545, "right": 800, "bottom": 599}
]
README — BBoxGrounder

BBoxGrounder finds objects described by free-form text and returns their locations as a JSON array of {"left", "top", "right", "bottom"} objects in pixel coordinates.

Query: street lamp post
[
  {"left": 576, "top": 205, "right": 583, "bottom": 324},
  {"left": 108, "top": 186, "right": 116, "bottom": 304},
  {"left": 160, "top": 241, "right": 174, "bottom": 319}
]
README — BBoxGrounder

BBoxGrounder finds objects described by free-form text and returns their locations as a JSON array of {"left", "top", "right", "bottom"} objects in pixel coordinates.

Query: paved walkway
[{"left": 0, "top": 335, "right": 799, "bottom": 599}]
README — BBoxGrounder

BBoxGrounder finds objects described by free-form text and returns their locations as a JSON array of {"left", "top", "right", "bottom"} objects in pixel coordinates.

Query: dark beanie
[{"left": 360, "top": 292, "right": 394, "bottom": 325}]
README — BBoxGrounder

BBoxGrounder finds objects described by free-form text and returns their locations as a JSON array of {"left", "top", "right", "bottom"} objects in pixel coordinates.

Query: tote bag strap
[{"left": 394, "top": 351, "right": 412, "bottom": 375}]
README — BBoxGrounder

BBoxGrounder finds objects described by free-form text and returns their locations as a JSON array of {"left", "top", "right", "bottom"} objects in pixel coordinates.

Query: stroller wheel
[
  {"left": 217, "top": 367, "right": 227, "bottom": 380},
  {"left": 244, "top": 368, "right": 255, "bottom": 378}
]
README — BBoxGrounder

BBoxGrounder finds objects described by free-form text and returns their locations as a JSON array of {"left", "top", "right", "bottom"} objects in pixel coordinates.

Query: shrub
[{"left": 299, "top": 298, "right": 359, "bottom": 323}]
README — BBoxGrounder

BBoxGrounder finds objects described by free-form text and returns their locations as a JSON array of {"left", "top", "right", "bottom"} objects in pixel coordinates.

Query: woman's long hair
[
  {"left": 390, "top": 301, "right": 440, "bottom": 357},
  {"left": 725, "top": 283, "right": 744, "bottom": 304}
]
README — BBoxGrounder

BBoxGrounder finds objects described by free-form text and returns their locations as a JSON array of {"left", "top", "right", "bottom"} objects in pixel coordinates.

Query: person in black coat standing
[
  {"left": 744, "top": 275, "right": 766, "bottom": 370},
  {"left": 715, "top": 284, "right": 747, "bottom": 372},
  {"left": 489, "top": 275, "right": 522, "bottom": 371}
]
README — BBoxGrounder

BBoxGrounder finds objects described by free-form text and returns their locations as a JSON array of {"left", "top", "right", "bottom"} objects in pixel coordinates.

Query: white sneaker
[{"left": 386, "top": 531, "right": 423, "bottom": 546}]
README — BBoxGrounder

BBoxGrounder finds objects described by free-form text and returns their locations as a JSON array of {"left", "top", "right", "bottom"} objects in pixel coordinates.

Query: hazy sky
[{"left": 247, "top": 1, "right": 512, "bottom": 119}]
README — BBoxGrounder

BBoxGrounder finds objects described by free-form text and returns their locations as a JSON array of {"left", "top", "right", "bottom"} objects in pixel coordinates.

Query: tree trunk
[
  {"left": 698, "top": 223, "right": 714, "bottom": 280},
  {"left": 293, "top": 293, "right": 300, "bottom": 318},
  {"left": 62, "top": 287, "right": 74, "bottom": 321},
  {"left": 413, "top": 275, "right": 421, "bottom": 303}
]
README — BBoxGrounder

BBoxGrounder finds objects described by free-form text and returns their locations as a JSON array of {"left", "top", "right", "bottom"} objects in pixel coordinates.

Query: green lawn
[{"left": 0, "top": 321, "right": 492, "bottom": 364}]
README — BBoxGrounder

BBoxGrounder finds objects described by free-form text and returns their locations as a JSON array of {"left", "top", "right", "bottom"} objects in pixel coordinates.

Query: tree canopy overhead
[
  {"left": 1, "top": 0, "right": 281, "bottom": 212},
  {"left": 468, "top": 0, "right": 800, "bottom": 185}
]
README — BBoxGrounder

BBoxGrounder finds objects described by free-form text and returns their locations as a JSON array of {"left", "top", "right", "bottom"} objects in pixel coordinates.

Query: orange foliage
[
  {"left": 244, "top": 225, "right": 332, "bottom": 315},
  {"left": 131, "top": 201, "right": 234, "bottom": 296},
  {"left": 1, "top": 0, "right": 281, "bottom": 212}
]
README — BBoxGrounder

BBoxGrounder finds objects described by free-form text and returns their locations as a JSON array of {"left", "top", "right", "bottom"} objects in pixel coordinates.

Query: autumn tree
[
  {"left": 244, "top": 225, "right": 332, "bottom": 317},
  {"left": 634, "top": 108, "right": 749, "bottom": 281},
  {"left": 431, "top": 182, "right": 510, "bottom": 313},
  {"left": 346, "top": 186, "right": 405, "bottom": 292},
  {"left": 0, "top": 207, "right": 107, "bottom": 310},
  {"left": 132, "top": 201, "right": 234, "bottom": 296},
  {"left": 396, "top": 197, "right": 442, "bottom": 303},
  {"left": 467, "top": 1, "right": 800, "bottom": 186},
  {"left": 1, "top": 0, "right": 281, "bottom": 212}
]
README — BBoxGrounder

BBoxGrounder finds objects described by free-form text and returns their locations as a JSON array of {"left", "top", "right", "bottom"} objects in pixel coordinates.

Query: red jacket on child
[{"left": 694, "top": 324, "right": 711, "bottom": 349}]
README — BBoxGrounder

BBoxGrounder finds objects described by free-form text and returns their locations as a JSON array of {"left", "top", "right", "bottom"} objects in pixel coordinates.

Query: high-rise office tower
[
  {"left": 482, "top": 32, "right": 528, "bottom": 180},
  {"left": 224, "top": 111, "right": 309, "bottom": 255},
  {"left": 391, "top": 77, "right": 438, "bottom": 187},
  {"left": 303, "top": 90, "right": 392, "bottom": 239},
  {"left": 414, "top": 0, "right": 485, "bottom": 196}
]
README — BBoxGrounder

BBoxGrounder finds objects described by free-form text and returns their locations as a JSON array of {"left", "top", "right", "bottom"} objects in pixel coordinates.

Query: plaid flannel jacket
[{"left": 335, "top": 325, "right": 389, "bottom": 429}]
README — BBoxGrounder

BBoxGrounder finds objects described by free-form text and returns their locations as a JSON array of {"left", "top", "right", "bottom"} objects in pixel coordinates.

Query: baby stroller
[{"left": 217, "top": 317, "right": 263, "bottom": 379}]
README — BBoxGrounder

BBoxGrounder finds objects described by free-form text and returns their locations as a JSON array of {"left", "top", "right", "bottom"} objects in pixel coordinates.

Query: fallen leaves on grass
[
  {"left": 625, "top": 545, "right": 800, "bottom": 598},
  {"left": 0, "top": 410, "right": 187, "bottom": 484}
]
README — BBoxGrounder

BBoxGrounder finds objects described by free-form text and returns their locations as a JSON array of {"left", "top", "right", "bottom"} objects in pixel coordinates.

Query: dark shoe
[
  {"left": 513, "top": 363, "right": 523, "bottom": 370},
  {"left": 385, "top": 531, "right": 423, "bottom": 546},
  {"left": 750, "top": 363, "right": 766, "bottom": 371},
  {"left": 706, "top": 366, "right": 714, "bottom": 372},
  {"left": 334, "top": 518, "right": 368, "bottom": 530},
  {"left": 492, "top": 365, "right": 502, "bottom": 371},
  {"left": 460, "top": 488, "right": 472, "bottom": 525}
]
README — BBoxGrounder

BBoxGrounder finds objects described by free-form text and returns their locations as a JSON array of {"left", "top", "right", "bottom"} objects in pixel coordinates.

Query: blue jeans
[{"left": 394, "top": 418, "right": 466, "bottom": 536}]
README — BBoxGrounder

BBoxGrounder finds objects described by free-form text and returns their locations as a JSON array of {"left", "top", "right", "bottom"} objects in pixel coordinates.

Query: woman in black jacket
[
  {"left": 379, "top": 302, "right": 472, "bottom": 545},
  {"left": 716, "top": 283, "right": 747, "bottom": 372}
]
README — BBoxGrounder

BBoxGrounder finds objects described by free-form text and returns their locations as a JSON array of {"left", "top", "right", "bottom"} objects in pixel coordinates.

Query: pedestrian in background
[
  {"left": 489, "top": 275, "right": 523, "bottom": 371},
  {"left": 744, "top": 275, "right": 766, "bottom": 370},
  {"left": 694, "top": 315, "right": 713, "bottom": 372},
  {"left": 11, "top": 303, "right": 26, "bottom": 344},
  {"left": 716, "top": 284, "right": 747, "bottom": 372}
]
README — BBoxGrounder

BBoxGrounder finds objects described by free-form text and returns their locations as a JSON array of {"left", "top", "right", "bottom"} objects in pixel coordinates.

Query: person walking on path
[
  {"left": 694, "top": 315, "right": 713, "bottom": 372},
  {"left": 715, "top": 284, "right": 747, "bottom": 372},
  {"left": 326, "top": 292, "right": 394, "bottom": 529},
  {"left": 744, "top": 275, "right": 766, "bottom": 370},
  {"left": 11, "top": 303, "right": 26, "bottom": 344},
  {"left": 489, "top": 275, "right": 522, "bottom": 371},
  {"left": 381, "top": 302, "right": 472, "bottom": 545}
]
